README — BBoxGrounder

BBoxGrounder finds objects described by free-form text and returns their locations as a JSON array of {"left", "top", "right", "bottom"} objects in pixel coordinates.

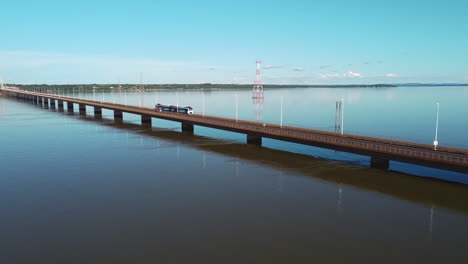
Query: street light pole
[
  {"left": 434, "top": 102, "right": 440, "bottom": 150},
  {"left": 280, "top": 96, "right": 283, "bottom": 128},
  {"left": 202, "top": 90, "right": 205, "bottom": 117},
  {"left": 235, "top": 93, "right": 238, "bottom": 122},
  {"left": 341, "top": 99, "right": 344, "bottom": 135}
]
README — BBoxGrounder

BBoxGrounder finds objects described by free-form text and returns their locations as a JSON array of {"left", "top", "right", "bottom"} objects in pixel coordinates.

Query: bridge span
[{"left": 2, "top": 88, "right": 467, "bottom": 174}]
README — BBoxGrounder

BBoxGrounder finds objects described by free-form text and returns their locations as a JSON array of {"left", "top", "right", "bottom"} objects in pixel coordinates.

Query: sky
[{"left": 1, "top": 0, "right": 467, "bottom": 84}]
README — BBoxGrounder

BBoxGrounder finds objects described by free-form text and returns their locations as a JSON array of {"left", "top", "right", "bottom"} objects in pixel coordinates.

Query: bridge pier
[
  {"left": 370, "top": 156, "right": 390, "bottom": 170},
  {"left": 58, "top": 100, "right": 64, "bottom": 110},
  {"left": 43, "top": 98, "right": 49, "bottom": 107},
  {"left": 67, "top": 101, "right": 74, "bottom": 112},
  {"left": 181, "top": 122, "right": 194, "bottom": 133},
  {"left": 94, "top": 106, "right": 102, "bottom": 118},
  {"left": 141, "top": 115, "right": 152, "bottom": 127},
  {"left": 79, "top": 104, "right": 86, "bottom": 115},
  {"left": 114, "top": 110, "right": 123, "bottom": 123},
  {"left": 247, "top": 133, "right": 262, "bottom": 146},
  {"left": 50, "top": 99, "right": 56, "bottom": 107}
]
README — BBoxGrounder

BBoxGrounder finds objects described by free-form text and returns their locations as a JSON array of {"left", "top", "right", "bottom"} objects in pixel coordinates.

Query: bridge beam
[
  {"left": 370, "top": 156, "right": 390, "bottom": 170},
  {"left": 141, "top": 115, "right": 152, "bottom": 127},
  {"left": 114, "top": 110, "right": 123, "bottom": 123},
  {"left": 247, "top": 133, "right": 262, "bottom": 146},
  {"left": 79, "top": 104, "right": 86, "bottom": 115},
  {"left": 181, "top": 122, "right": 194, "bottom": 133},
  {"left": 67, "top": 101, "right": 74, "bottom": 112}
]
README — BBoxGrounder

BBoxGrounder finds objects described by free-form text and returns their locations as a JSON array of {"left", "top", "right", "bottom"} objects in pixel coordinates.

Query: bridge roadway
[{"left": 2, "top": 88, "right": 468, "bottom": 174}]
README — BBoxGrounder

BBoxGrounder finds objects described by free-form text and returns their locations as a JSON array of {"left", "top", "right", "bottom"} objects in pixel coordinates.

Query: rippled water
[{"left": 1, "top": 86, "right": 468, "bottom": 263}]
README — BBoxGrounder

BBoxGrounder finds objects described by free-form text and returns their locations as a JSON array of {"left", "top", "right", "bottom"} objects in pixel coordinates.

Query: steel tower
[{"left": 252, "top": 60, "right": 264, "bottom": 99}]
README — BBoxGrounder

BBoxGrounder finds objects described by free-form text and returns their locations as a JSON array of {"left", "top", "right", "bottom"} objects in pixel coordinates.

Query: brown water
[{"left": 1, "top": 92, "right": 468, "bottom": 263}]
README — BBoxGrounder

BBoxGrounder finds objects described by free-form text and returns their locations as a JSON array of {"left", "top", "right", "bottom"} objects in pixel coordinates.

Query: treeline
[{"left": 12, "top": 83, "right": 397, "bottom": 91}]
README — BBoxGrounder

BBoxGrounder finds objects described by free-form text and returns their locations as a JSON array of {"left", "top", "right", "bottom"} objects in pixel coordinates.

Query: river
[{"left": 1, "top": 86, "right": 467, "bottom": 262}]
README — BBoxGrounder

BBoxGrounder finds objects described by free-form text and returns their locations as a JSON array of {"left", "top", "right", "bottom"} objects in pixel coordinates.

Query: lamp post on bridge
[
  {"left": 341, "top": 98, "right": 344, "bottom": 135},
  {"left": 434, "top": 102, "right": 440, "bottom": 150},
  {"left": 202, "top": 89, "right": 205, "bottom": 117},
  {"left": 235, "top": 93, "right": 238, "bottom": 122},
  {"left": 280, "top": 96, "right": 283, "bottom": 128}
]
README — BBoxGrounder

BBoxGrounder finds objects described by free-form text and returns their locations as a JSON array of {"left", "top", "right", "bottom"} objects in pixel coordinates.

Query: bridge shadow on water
[{"left": 26, "top": 100, "right": 468, "bottom": 215}]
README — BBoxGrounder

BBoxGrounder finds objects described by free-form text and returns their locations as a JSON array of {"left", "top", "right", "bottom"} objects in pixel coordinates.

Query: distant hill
[{"left": 396, "top": 83, "right": 468, "bottom": 87}]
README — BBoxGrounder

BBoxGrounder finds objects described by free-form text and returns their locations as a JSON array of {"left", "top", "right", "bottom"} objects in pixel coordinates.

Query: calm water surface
[{"left": 1, "top": 86, "right": 468, "bottom": 263}]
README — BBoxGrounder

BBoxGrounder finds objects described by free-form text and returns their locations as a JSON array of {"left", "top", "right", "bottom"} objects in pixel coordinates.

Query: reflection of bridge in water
[
  {"left": 11, "top": 100, "right": 467, "bottom": 217},
  {"left": 2, "top": 88, "right": 468, "bottom": 174}
]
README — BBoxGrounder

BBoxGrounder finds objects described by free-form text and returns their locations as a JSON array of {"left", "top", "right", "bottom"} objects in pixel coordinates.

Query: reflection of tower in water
[
  {"left": 253, "top": 97, "right": 264, "bottom": 122},
  {"left": 252, "top": 60, "right": 264, "bottom": 122}
]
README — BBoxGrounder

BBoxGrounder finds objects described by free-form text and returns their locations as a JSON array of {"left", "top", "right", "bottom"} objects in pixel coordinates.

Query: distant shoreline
[{"left": 6, "top": 83, "right": 468, "bottom": 92}]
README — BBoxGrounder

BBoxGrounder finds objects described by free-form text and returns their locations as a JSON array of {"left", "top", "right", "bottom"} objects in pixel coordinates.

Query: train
[{"left": 155, "top": 103, "right": 193, "bottom": 114}]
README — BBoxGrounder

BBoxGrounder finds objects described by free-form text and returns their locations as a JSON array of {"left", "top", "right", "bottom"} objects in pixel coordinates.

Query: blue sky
[{"left": 1, "top": 0, "right": 467, "bottom": 84}]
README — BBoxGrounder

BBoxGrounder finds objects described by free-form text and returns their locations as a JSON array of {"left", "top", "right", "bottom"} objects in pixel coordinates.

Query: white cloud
[
  {"left": 464, "top": 76, "right": 468, "bottom": 80},
  {"left": 385, "top": 73, "right": 398, "bottom": 78},
  {"left": 320, "top": 73, "right": 341, "bottom": 79},
  {"left": 293, "top": 67, "right": 304, "bottom": 72},
  {"left": 0, "top": 50, "right": 209, "bottom": 83},
  {"left": 319, "top": 71, "right": 363, "bottom": 79},
  {"left": 263, "top": 64, "right": 289, "bottom": 69},
  {"left": 0, "top": 50, "right": 199, "bottom": 69},
  {"left": 343, "top": 71, "right": 362, "bottom": 78}
]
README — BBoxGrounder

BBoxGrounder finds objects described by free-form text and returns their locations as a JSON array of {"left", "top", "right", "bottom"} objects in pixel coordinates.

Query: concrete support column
[
  {"left": 33, "top": 96, "right": 38, "bottom": 104},
  {"left": 58, "top": 100, "right": 64, "bottom": 110},
  {"left": 114, "top": 110, "right": 123, "bottom": 122},
  {"left": 67, "top": 101, "right": 74, "bottom": 112},
  {"left": 370, "top": 156, "right": 390, "bottom": 170},
  {"left": 247, "top": 133, "right": 262, "bottom": 146},
  {"left": 50, "top": 99, "right": 56, "bottom": 107},
  {"left": 79, "top": 104, "right": 86, "bottom": 115},
  {"left": 94, "top": 106, "right": 102, "bottom": 118},
  {"left": 38, "top": 97, "right": 43, "bottom": 104},
  {"left": 181, "top": 122, "right": 194, "bottom": 133},
  {"left": 43, "top": 98, "right": 49, "bottom": 107},
  {"left": 141, "top": 115, "right": 152, "bottom": 127}
]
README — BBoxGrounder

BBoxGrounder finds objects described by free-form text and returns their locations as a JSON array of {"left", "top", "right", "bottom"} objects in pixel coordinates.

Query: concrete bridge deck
[{"left": 2, "top": 88, "right": 467, "bottom": 174}]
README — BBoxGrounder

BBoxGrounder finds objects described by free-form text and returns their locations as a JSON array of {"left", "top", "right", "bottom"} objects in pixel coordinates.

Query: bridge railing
[{"left": 181, "top": 113, "right": 468, "bottom": 166}]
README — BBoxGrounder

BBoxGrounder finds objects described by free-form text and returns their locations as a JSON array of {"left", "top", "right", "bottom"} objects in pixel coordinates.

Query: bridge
[{"left": 2, "top": 88, "right": 468, "bottom": 174}]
